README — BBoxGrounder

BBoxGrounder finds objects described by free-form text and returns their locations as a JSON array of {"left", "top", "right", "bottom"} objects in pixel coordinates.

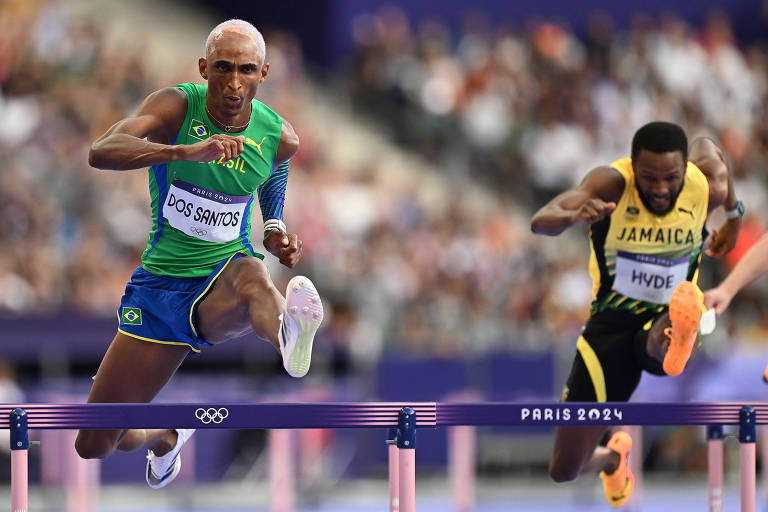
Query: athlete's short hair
[
  {"left": 631, "top": 121, "right": 688, "bottom": 162},
  {"left": 205, "top": 19, "right": 265, "bottom": 61}
]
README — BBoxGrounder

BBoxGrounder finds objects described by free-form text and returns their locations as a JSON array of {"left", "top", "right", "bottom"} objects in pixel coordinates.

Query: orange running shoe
[
  {"left": 600, "top": 431, "right": 634, "bottom": 508},
  {"left": 662, "top": 280, "right": 704, "bottom": 377}
]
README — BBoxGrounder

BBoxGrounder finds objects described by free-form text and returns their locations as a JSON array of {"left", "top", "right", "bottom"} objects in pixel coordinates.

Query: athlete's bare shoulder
[
  {"left": 580, "top": 165, "right": 625, "bottom": 204},
  {"left": 138, "top": 87, "right": 189, "bottom": 144},
  {"left": 276, "top": 118, "right": 299, "bottom": 163}
]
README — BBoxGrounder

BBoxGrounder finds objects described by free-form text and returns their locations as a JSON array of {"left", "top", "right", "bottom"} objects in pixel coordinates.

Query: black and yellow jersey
[{"left": 588, "top": 157, "right": 708, "bottom": 316}]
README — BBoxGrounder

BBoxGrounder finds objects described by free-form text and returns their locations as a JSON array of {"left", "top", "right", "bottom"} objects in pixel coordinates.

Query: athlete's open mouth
[
  {"left": 224, "top": 96, "right": 242, "bottom": 107},
  {"left": 650, "top": 197, "right": 669, "bottom": 210}
]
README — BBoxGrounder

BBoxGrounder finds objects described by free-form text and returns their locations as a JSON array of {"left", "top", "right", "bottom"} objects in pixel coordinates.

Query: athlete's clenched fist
[{"left": 572, "top": 199, "right": 616, "bottom": 225}]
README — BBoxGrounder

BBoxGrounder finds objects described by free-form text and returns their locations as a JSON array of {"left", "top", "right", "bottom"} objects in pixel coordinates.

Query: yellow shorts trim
[
  {"left": 577, "top": 336, "right": 607, "bottom": 402},
  {"left": 188, "top": 250, "right": 249, "bottom": 337},
  {"left": 117, "top": 328, "right": 201, "bottom": 353}
]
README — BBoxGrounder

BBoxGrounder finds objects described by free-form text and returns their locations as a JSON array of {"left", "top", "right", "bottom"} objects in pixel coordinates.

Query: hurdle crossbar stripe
[
  {"left": 3, "top": 402, "right": 768, "bottom": 429},
  {"left": 438, "top": 402, "right": 768, "bottom": 426},
  {"left": 0, "top": 403, "right": 437, "bottom": 429},
  {"left": 5, "top": 403, "right": 765, "bottom": 512}
]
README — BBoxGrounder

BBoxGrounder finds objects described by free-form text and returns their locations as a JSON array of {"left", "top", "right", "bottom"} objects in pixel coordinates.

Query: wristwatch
[{"left": 725, "top": 200, "right": 745, "bottom": 220}]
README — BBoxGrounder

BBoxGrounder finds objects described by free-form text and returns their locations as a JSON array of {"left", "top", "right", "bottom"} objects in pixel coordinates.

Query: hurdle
[{"left": 3, "top": 402, "right": 766, "bottom": 512}]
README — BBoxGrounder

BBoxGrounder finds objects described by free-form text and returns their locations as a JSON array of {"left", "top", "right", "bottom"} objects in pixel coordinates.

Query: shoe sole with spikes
[
  {"left": 663, "top": 281, "right": 703, "bottom": 376},
  {"left": 283, "top": 276, "right": 323, "bottom": 378}
]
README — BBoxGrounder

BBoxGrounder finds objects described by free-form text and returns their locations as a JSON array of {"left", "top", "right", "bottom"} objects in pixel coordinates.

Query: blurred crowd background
[
  {"left": 2, "top": 0, "right": 766, "bottom": 357},
  {"left": 1, "top": 0, "right": 768, "bottom": 505}
]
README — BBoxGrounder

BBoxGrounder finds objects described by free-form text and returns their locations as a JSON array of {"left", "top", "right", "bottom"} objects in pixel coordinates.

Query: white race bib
[
  {"left": 162, "top": 179, "right": 249, "bottom": 243},
  {"left": 613, "top": 251, "right": 689, "bottom": 304}
]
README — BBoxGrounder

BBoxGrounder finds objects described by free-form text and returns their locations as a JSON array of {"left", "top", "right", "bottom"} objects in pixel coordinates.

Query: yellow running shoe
[
  {"left": 600, "top": 431, "right": 634, "bottom": 508},
  {"left": 663, "top": 280, "right": 704, "bottom": 376}
]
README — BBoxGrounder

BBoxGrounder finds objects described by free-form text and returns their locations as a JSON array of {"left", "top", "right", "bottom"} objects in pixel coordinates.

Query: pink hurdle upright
[
  {"left": 708, "top": 425, "right": 725, "bottom": 512},
  {"left": 705, "top": 406, "right": 756, "bottom": 512},
  {"left": 739, "top": 406, "right": 757, "bottom": 512},
  {"left": 10, "top": 408, "right": 28, "bottom": 512}
]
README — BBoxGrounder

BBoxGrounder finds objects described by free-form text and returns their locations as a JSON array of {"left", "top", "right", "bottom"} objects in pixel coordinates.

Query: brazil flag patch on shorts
[{"left": 122, "top": 307, "right": 142, "bottom": 325}]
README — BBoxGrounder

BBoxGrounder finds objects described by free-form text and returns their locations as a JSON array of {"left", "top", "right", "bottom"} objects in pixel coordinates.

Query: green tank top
[{"left": 141, "top": 82, "right": 283, "bottom": 277}]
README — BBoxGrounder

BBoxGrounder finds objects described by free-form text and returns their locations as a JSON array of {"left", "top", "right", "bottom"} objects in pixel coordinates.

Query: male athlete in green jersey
[{"left": 75, "top": 19, "right": 324, "bottom": 488}]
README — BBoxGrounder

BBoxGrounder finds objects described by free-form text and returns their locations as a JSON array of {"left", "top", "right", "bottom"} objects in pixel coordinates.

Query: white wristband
[
  {"left": 264, "top": 219, "right": 287, "bottom": 236},
  {"left": 724, "top": 200, "right": 744, "bottom": 220}
]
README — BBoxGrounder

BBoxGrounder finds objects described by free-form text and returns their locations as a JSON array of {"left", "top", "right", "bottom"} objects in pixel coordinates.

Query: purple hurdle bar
[{"left": 4, "top": 402, "right": 767, "bottom": 511}]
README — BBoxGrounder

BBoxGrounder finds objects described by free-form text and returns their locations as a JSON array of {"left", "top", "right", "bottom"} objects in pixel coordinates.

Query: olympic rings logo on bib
[
  {"left": 195, "top": 407, "right": 229, "bottom": 424},
  {"left": 190, "top": 227, "right": 208, "bottom": 236}
]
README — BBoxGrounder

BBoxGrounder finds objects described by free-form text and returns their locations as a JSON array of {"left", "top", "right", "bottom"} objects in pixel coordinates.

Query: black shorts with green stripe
[{"left": 562, "top": 309, "right": 666, "bottom": 403}]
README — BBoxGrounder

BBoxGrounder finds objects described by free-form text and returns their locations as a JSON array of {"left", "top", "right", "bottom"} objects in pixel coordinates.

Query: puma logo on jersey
[
  {"left": 245, "top": 136, "right": 267, "bottom": 155},
  {"left": 678, "top": 207, "right": 694, "bottom": 218}
]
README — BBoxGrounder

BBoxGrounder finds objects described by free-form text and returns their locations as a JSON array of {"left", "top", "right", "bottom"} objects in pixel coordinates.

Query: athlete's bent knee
[
  {"left": 75, "top": 431, "right": 117, "bottom": 460},
  {"left": 231, "top": 258, "right": 272, "bottom": 301}
]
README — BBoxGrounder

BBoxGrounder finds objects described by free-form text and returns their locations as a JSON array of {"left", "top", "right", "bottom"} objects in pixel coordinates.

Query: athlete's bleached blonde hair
[{"left": 205, "top": 19, "right": 266, "bottom": 61}]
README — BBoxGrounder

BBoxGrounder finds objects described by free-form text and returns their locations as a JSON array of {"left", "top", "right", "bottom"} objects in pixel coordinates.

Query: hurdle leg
[
  {"left": 65, "top": 430, "right": 100, "bottom": 512},
  {"left": 739, "top": 406, "right": 756, "bottom": 512},
  {"left": 708, "top": 425, "right": 724, "bottom": 512},
  {"left": 397, "top": 407, "right": 417, "bottom": 512},
  {"left": 387, "top": 428, "right": 399, "bottom": 512},
  {"left": 761, "top": 426, "right": 768, "bottom": 506},
  {"left": 10, "top": 408, "right": 29, "bottom": 512},
  {"left": 448, "top": 426, "right": 475, "bottom": 512},
  {"left": 269, "top": 429, "right": 295, "bottom": 512}
]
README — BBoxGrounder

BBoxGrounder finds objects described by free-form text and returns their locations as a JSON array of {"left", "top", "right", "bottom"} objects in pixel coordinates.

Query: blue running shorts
[{"left": 117, "top": 251, "right": 250, "bottom": 353}]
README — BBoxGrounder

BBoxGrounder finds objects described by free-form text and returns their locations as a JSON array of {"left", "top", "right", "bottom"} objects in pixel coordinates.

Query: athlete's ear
[
  {"left": 259, "top": 62, "right": 269, "bottom": 83},
  {"left": 199, "top": 58, "right": 208, "bottom": 80}
]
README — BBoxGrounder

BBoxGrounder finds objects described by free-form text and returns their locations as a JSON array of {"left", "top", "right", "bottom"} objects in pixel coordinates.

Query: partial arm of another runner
[
  {"left": 704, "top": 233, "right": 768, "bottom": 315},
  {"left": 531, "top": 166, "right": 624, "bottom": 236},
  {"left": 688, "top": 137, "right": 741, "bottom": 258},
  {"left": 261, "top": 119, "right": 302, "bottom": 267},
  {"left": 89, "top": 87, "right": 245, "bottom": 170}
]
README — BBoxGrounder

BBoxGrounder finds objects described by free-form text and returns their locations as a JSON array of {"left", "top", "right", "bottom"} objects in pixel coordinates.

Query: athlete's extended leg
[
  {"left": 75, "top": 332, "right": 189, "bottom": 459},
  {"left": 549, "top": 426, "right": 618, "bottom": 482},
  {"left": 196, "top": 256, "right": 323, "bottom": 377},
  {"left": 196, "top": 256, "right": 285, "bottom": 347},
  {"left": 550, "top": 427, "right": 633, "bottom": 507}
]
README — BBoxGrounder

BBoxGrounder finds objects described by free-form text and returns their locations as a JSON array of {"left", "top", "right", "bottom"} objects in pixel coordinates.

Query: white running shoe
[
  {"left": 146, "top": 429, "right": 195, "bottom": 489},
  {"left": 279, "top": 276, "right": 324, "bottom": 378}
]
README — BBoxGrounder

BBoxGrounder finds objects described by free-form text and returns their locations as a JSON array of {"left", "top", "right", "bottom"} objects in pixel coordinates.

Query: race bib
[
  {"left": 162, "top": 179, "right": 250, "bottom": 243},
  {"left": 613, "top": 251, "right": 689, "bottom": 304}
]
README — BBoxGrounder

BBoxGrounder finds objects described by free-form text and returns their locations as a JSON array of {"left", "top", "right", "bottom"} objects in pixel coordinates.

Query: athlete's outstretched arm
[
  {"left": 89, "top": 88, "right": 244, "bottom": 170},
  {"left": 259, "top": 118, "right": 301, "bottom": 267},
  {"left": 704, "top": 233, "right": 768, "bottom": 314},
  {"left": 260, "top": 160, "right": 302, "bottom": 268},
  {"left": 689, "top": 137, "right": 741, "bottom": 257},
  {"left": 689, "top": 137, "right": 733, "bottom": 212},
  {"left": 531, "top": 166, "right": 624, "bottom": 236}
]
